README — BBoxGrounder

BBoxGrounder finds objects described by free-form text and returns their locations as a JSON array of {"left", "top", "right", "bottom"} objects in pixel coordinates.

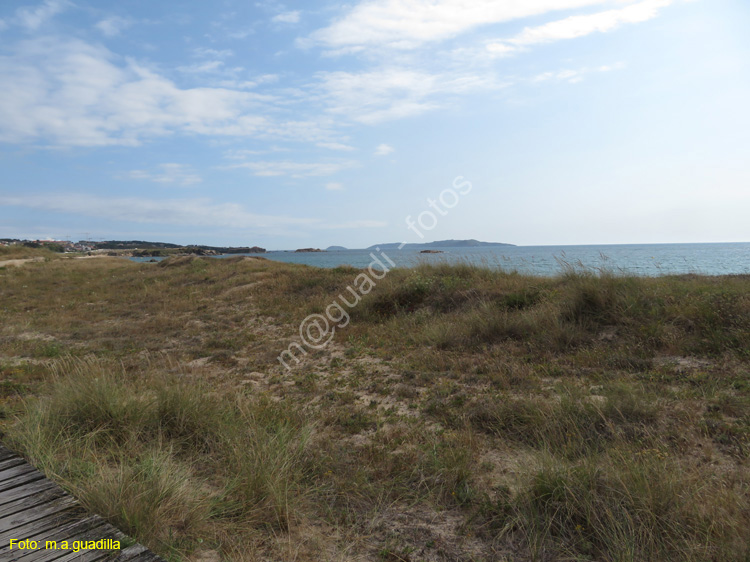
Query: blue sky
[{"left": 1, "top": 0, "right": 748, "bottom": 249}]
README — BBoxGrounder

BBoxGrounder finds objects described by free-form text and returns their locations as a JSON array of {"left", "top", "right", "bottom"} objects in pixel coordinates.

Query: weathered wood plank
[
  {"left": 55, "top": 551, "right": 116, "bottom": 562},
  {"left": 9, "top": 526, "right": 112, "bottom": 562},
  {"left": 3, "top": 515, "right": 104, "bottom": 560},
  {"left": 0, "top": 448, "right": 17, "bottom": 463},
  {"left": 3, "top": 530, "right": 113, "bottom": 562},
  {"left": 0, "top": 487, "right": 66, "bottom": 521},
  {"left": 35, "top": 524, "right": 125, "bottom": 562},
  {"left": 0, "top": 465, "right": 38, "bottom": 485},
  {"left": 0, "top": 458, "right": 26, "bottom": 473},
  {"left": 0, "top": 471, "right": 46, "bottom": 494},
  {"left": 0, "top": 446, "right": 163, "bottom": 562},
  {"left": 0, "top": 506, "right": 84, "bottom": 545},
  {"left": 0, "top": 496, "right": 78, "bottom": 534},
  {"left": 0, "top": 480, "right": 57, "bottom": 508},
  {"left": 53, "top": 549, "right": 116, "bottom": 562},
  {"left": 1, "top": 513, "right": 128, "bottom": 561},
  {"left": 62, "top": 518, "right": 122, "bottom": 543}
]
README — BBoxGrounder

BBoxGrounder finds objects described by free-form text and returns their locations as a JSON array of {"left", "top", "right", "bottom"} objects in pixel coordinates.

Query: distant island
[
  {"left": 326, "top": 240, "right": 514, "bottom": 251},
  {"left": 371, "top": 239, "right": 514, "bottom": 250}
]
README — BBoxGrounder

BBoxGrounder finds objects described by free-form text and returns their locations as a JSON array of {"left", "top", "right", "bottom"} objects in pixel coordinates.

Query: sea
[{"left": 130, "top": 242, "right": 750, "bottom": 277}]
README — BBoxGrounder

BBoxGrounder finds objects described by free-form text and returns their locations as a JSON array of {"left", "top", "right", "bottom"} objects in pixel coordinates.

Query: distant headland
[
  {"left": 325, "top": 239, "right": 515, "bottom": 251},
  {"left": 0, "top": 239, "right": 266, "bottom": 256}
]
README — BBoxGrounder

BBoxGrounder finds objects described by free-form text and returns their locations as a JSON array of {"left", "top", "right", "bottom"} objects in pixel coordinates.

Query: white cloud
[
  {"left": 484, "top": 43, "right": 516, "bottom": 57},
  {"left": 257, "top": 119, "right": 340, "bottom": 143},
  {"left": 177, "top": 60, "right": 226, "bottom": 74},
  {"left": 487, "top": 0, "right": 673, "bottom": 55},
  {"left": 0, "top": 19, "right": 9, "bottom": 31},
  {"left": 226, "top": 160, "right": 355, "bottom": 177},
  {"left": 227, "top": 28, "right": 254, "bottom": 39},
  {"left": 255, "top": 73, "right": 279, "bottom": 84},
  {"left": 272, "top": 11, "right": 300, "bottom": 24},
  {"left": 193, "top": 47, "right": 234, "bottom": 59},
  {"left": 307, "top": 0, "right": 615, "bottom": 50},
  {"left": 217, "top": 74, "right": 278, "bottom": 90},
  {"left": 0, "top": 194, "right": 318, "bottom": 229},
  {"left": 224, "top": 148, "right": 287, "bottom": 159},
  {"left": 317, "top": 69, "right": 439, "bottom": 123},
  {"left": 15, "top": 0, "right": 73, "bottom": 30},
  {"left": 216, "top": 80, "right": 260, "bottom": 90},
  {"left": 127, "top": 163, "right": 202, "bottom": 186},
  {"left": 0, "top": 37, "right": 334, "bottom": 147},
  {"left": 316, "top": 68, "right": 503, "bottom": 124},
  {"left": 95, "top": 16, "right": 132, "bottom": 37},
  {"left": 374, "top": 143, "right": 394, "bottom": 156},
  {"left": 0, "top": 193, "right": 386, "bottom": 230},
  {"left": 325, "top": 182, "right": 345, "bottom": 190},
  {"left": 317, "top": 142, "right": 355, "bottom": 151},
  {"left": 532, "top": 63, "right": 624, "bottom": 84},
  {"left": 322, "top": 220, "right": 387, "bottom": 228}
]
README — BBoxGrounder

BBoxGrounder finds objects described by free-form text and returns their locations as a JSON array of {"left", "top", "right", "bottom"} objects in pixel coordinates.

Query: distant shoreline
[{"left": 120, "top": 242, "right": 750, "bottom": 278}]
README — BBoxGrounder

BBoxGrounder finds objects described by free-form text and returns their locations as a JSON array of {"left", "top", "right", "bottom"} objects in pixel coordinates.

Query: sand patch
[
  {"left": 655, "top": 356, "right": 713, "bottom": 372},
  {"left": 0, "top": 257, "right": 45, "bottom": 267}
]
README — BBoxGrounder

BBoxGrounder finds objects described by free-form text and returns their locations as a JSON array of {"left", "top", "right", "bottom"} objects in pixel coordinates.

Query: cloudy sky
[{"left": 1, "top": 0, "right": 748, "bottom": 249}]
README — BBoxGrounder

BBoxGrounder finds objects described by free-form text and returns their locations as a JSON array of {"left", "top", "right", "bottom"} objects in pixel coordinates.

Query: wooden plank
[
  {"left": 41, "top": 524, "right": 126, "bottom": 562},
  {"left": 2, "top": 515, "right": 104, "bottom": 560},
  {"left": 0, "top": 444, "right": 164, "bottom": 562},
  {"left": 0, "top": 495, "right": 78, "bottom": 534},
  {"left": 10, "top": 525, "right": 113, "bottom": 562},
  {"left": 18, "top": 520, "right": 124, "bottom": 562},
  {"left": 0, "top": 458, "right": 26, "bottom": 472},
  {"left": 0, "top": 479, "right": 58, "bottom": 508},
  {"left": 0, "top": 448, "right": 17, "bottom": 463},
  {"left": 54, "top": 549, "right": 115, "bottom": 562},
  {"left": 0, "top": 487, "right": 66, "bottom": 519},
  {"left": 57, "top": 551, "right": 115, "bottom": 562},
  {"left": 4, "top": 530, "right": 112, "bottom": 562},
  {"left": 0, "top": 471, "right": 45, "bottom": 494},
  {"left": 0, "top": 505, "right": 84, "bottom": 545},
  {"left": 0, "top": 464, "right": 38, "bottom": 484}
]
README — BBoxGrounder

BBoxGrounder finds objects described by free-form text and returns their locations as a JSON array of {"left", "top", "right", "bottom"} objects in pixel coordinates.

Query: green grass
[
  {"left": 501, "top": 449, "right": 748, "bottom": 561},
  {"left": 7, "top": 357, "right": 315, "bottom": 557},
  {"left": 0, "top": 244, "right": 61, "bottom": 260},
  {"left": 468, "top": 385, "right": 659, "bottom": 458},
  {"left": 0, "top": 256, "right": 748, "bottom": 560}
]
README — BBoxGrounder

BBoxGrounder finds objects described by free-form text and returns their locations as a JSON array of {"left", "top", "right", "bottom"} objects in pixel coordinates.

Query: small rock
[
  {"left": 187, "top": 357, "right": 211, "bottom": 368},
  {"left": 190, "top": 549, "right": 221, "bottom": 562}
]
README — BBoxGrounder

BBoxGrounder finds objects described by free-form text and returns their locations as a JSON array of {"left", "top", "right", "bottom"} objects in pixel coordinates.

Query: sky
[{"left": 0, "top": 0, "right": 748, "bottom": 250}]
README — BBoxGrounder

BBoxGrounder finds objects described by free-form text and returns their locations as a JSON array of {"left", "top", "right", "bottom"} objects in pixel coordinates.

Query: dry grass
[
  {"left": 0, "top": 256, "right": 748, "bottom": 561},
  {"left": 0, "top": 244, "right": 60, "bottom": 261}
]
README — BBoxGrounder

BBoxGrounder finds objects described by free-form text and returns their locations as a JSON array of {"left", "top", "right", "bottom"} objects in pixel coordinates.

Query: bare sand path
[
  {"left": 0, "top": 257, "right": 45, "bottom": 267},
  {"left": 0, "top": 254, "right": 123, "bottom": 268}
]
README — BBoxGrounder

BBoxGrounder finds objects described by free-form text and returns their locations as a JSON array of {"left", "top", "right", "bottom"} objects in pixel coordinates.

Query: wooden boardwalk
[{"left": 0, "top": 445, "right": 163, "bottom": 562}]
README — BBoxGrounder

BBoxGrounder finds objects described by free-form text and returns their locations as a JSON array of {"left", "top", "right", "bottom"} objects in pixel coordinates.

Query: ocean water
[{"left": 131, "top": 242, "right": 750, "bottom": 277}]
